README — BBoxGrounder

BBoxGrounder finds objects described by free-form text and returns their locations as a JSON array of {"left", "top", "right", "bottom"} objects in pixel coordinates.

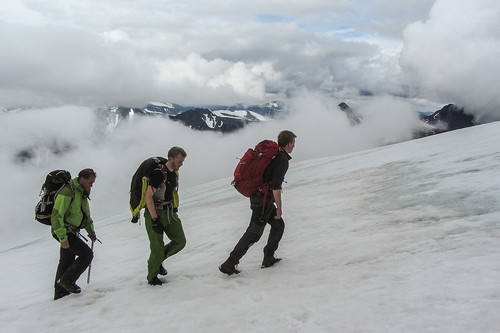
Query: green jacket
[{"left": 51, "top": 177, "right": 95, "bottom": 243}]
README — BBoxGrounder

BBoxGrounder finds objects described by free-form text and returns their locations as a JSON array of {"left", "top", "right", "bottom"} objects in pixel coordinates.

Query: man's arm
[
  {"left": 82, "top": 197, "right": 95, "bottom": 239},
  {"left": 273, "top": 189, "right": 282, "bottom": 219},
  {"left": 51, "top": 191, "right": 72, "bottom": 248},
  {"left": 145, "top": 185, "right": 158, "bottom": 219}
]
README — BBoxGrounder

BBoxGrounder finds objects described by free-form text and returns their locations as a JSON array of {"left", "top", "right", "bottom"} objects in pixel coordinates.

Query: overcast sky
[
  {"left": 2, "top": 0, "right": 500, "bottom": 238},
  {"left": 1, "top": 0, "right": 499, "bottom": 120}
]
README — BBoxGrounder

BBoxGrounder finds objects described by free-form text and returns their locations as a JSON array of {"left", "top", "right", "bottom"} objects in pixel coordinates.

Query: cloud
[
  {"left": 154, "top": 54, "right": 268, "bottom": 103},
  {"left": 400, "top": 0, "right": 500, "bottom": 122},
  {"left": 0, "top": 0, "right": 439, "bottom": 108},
  {"left": 0, "top": 90, "right": 429, "bottom": 249}
]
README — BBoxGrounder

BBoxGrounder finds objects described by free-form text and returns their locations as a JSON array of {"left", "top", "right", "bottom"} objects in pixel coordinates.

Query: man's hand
[
  {"left": 151, "top": 218, "right": 163, "bottom": 234},
  {"left": 61, "top": 241, "right": 70, "bottom": 249},
  {"left": 274, "top": 207, "right": 282, "bottom": 220}
]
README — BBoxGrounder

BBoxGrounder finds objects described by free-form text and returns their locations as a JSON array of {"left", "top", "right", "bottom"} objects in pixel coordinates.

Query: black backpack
[
  {"left": 129, "top": 157, "right": 168, "bottom": 223},
  {"left": 35, "top": 170, "right": 74, "bottom": 225}
]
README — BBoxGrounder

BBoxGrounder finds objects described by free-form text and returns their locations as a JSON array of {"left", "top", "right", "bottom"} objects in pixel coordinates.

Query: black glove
[
  {"left": 151, "top": 218, "right": 163, "bottom": 234},
  {"left": 88, "top": 234, "right": 101, "bottom": 244}
]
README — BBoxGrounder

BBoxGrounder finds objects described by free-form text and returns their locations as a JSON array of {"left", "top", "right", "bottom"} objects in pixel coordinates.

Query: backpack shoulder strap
[{"left": 68, "top": 182, "right": 75, "bottom": 199}]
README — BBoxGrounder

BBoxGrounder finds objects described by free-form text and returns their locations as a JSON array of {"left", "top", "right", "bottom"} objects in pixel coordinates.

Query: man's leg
[
  {"left": 54, "top": 241, "right": 75, "bottom": 300},
  {"left": 228, "top": 208, "right": 266, "bottom": 264},
  {"left": 263, "top": 217, "right": 285, "bottom": 261},
  {"left": 220, "top": 209, "right": 266, "bottom": 275},
  {"left": 163, "top": 211, "right": 186, "bottom": 259},
  {"left": 58, "top": 233, "right": 93, "bottom": 284},
  {"left": 145, "top": 209, "right": 166, "bottom": 282}
]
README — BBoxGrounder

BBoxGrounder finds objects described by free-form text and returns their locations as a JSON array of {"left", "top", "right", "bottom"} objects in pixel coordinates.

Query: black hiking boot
[
  {"left": 148, "top": 276, "right": 163, "bottom": 286},
  {"left": 261, "top": 256, "right": 282, "bottom": 268},
  {"left": 219, "top": 259, "right": 240, "bottom": 276},
  {"left": 159, "top": 264, "right": 168, "bottom": 276},
  {"left": 56, "top": 279, "right": 82, "bottom": 294},
  {"left": 54, "top": 285, "right": 70, "bottom": 300}
]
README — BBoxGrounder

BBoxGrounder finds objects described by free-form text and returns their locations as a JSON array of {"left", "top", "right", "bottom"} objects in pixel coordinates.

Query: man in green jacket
[
  {"left": 143, "top": 147, "right": 187, "bottom": 286},
  {"left": 51, "top": 168, "right": 97, "bottom": 300}
]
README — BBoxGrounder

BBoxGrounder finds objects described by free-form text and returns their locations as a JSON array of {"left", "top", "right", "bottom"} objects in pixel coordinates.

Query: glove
[
  {"left": 90, "top": 234, "right": 97, "bottom": 242},
  {"left": 151, "top": 218, "right": 163, "bottom": 234}
]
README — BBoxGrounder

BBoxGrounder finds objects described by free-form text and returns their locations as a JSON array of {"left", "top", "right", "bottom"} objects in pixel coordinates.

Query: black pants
[
  {"left": 228, "top": 194, "right": 285, "bottom": 264},
  {"left": 54, "top": 233, "right": 93, "bottom": 288}
]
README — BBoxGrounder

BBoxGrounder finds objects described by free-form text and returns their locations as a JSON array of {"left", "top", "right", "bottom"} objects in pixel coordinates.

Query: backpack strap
[
  {"left": 61, "top": 182, "right": 75, "bottom": 219},
  {"left": 260, "top": 183, "right": 274, "bottom": 216}
]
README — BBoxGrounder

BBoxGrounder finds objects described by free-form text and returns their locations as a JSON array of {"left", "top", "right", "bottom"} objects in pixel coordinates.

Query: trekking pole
[{"left": 87, "top": 239, "right": 95, "bottom": 284}]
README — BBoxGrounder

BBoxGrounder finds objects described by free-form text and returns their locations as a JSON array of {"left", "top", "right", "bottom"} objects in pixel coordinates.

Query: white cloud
[
  {"left": 155, "top": 53, "right": 221, "bottom": 87},
  {"left": 401, "top": 0, "right": 500, "bottom": 121},
  {"left": 0, "top": 0, "right": 439, "bottom": 108},
  {"left": 0, "top": 92, "right": 428, "bottom": 236},
  {"left": 209, "top": 62, "right": 266, "bottom": 99},
  {"left": 2, "top": 0, "right": 498, "bottom": 121},
  {"left": 101, "top": 30, "right": 131, "bottom": 43}
]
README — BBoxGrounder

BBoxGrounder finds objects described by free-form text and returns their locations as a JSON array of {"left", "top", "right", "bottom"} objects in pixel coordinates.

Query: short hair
[
  {"left": 78, "top": 168, "right": 96, "bottom": 179},
  {"left": 277, "top": 130, "right": 297, "bottom": 148},
  {"left": 168, "top": 146, "right": 187, "bottom": 159}
]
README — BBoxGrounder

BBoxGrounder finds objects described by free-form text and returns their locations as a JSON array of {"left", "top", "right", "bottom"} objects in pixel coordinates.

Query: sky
[
  {"left": 1, "top": 121, "right": 499, "bottom": 332},
  {"left": 1, "top": 0, "right": 500, "bottom": 122}
]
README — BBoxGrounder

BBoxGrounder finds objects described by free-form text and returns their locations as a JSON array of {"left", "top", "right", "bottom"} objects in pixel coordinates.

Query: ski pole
[{"left": 87, "top": 239, "right": 95, "bottom": 284}]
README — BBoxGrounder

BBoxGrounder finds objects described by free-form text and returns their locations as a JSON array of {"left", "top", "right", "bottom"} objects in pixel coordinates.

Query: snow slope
[{"left": 1, "top": 122, "right": 499, "bottom": 332}]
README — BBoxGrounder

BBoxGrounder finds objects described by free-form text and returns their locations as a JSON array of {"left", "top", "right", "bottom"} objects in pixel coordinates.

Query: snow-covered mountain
[
  {"left": 105, "top": 101, "right": 282, "bottom": 132},
  {"left": 338, "top": 102, "right": 362, "bottom": 125},
  {"left": 423, "top": 104, "right": 475, "bottom": 130},
  {"left": 169, "top": 108, "right": 271, "bottom": 132},
  {"left": 338, "top": 102, "right": 477, "bottom": 138},
  {"left": 411, "top": 104, "right": 475, "bottom": 138},
  {"left": 1, "top": 122, "right": 499, "bottom": 332}
]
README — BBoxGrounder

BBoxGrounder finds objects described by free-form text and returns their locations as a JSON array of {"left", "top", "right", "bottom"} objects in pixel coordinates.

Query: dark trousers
[
  {"left": 228, "top": 194, "right": 285, "bottom": 264},
  {"left": 54, "top": 233, "right": 93, "bottom": 288}
]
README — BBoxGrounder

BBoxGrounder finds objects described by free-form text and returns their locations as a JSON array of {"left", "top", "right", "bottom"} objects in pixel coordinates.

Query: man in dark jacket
[
  {"left": 219, "top": 130, "right": 296, "bottom": 275},
  {"left": 52, "top": 168, "right": 97, "bottom": 300}
]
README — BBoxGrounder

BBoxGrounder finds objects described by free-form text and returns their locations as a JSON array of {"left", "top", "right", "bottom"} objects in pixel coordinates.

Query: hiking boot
[
  {"left": 57, "top": 279, "right": 82, "bottom": 294},
  {"left": 148, "top": 276, "right": 163, "bottom": 286},
  {"left": 54, "top": 286, "right": 70, "bottom": 300},
  {"left": 219, "top": 260, "right": 240, "bottom": 276},
  {"left": 159, "top": 264, "right": 168, "bottom": 276},
  {"left": 261, "top": 256, "right": 282, "bottom": 268}
]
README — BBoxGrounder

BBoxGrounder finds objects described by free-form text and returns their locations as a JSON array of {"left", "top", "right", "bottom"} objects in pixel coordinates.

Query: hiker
[
  {"left": 219, "top": 130, "right": 296, "bottom": 275},
  {"left": 134, "top": 147, "right": 187, "bottom": 286},
  {"left": 51, "top": 168, "right": 97, "bottom": 300}
]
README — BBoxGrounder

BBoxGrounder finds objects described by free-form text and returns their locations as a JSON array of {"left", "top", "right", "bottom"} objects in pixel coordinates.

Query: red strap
[{"left": 260, "top": 184, "right": 274, "bottom": 215}]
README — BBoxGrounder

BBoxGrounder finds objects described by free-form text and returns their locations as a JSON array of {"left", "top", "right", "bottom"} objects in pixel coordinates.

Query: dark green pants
[{"left": 145, "top": 208, "right": 186, "bottom": 281}]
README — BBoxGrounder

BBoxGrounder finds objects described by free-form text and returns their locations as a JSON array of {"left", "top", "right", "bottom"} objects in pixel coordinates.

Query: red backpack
[{"left": 232, "top": 140, "right": 280, "bottom": 197}]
